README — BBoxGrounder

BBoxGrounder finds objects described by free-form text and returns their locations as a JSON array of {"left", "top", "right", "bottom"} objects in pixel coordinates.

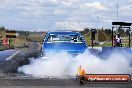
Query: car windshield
[{"left": 47, "top": 34, "right": 83, "bottom": 43}]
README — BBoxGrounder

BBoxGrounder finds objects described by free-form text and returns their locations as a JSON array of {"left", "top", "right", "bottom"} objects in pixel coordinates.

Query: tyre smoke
[{"left": 18, "top": 49, "right": 131, "bottom": 78}]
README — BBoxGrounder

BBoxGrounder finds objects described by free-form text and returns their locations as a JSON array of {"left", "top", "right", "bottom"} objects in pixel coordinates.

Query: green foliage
[
  {"left": 82, "top": 28, "right": 90, "bottom": 34},
  {"left": 104, "top": 29, "right": 112, "bottom": 41},
  {"left": 125, "top": 29, "right": 130, "bottom": 36},
  {"left": 117, "top": 28, "right": 125, "bottom": 37},
  {"left": 98, "top": 30, "right": 107, "bottom": 42},
  {"left": 0, "top": 27, "right": 5, "bottom": 31}
]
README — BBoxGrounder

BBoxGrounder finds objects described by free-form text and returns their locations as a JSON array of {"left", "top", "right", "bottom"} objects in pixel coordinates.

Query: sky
[{"left": 0, "top": 0, "right": 132, "bottom": 31}]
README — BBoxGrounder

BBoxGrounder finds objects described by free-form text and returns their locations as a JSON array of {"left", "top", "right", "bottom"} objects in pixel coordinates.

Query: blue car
[{"left": 41, "top": 31, "right": 87, "bottom": 55}]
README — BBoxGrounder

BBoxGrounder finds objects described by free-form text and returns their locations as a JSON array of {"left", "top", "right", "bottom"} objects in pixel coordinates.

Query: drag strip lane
[
  {"left": 0, "top": 50, "right": 19, "bottom": 61},
  {"left": 6, "top": 51, "right": 20, "bottom": 61},
  {"left": 0, "top": 77, "right": 131, "bottom": 87}
]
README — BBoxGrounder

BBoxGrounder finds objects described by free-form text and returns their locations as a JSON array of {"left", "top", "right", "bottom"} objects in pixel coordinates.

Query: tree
[
  {"left": 98, "top": 30, "right": 107, "bottom": 42},
  {"left": 104, "top": 29, "right": 111, "bottom": 35},
  {"left": 104, "top": 29, "right": 112, "bottom": 41},
  {"left": 125, "top": 29, "right": 130, "bottom": 36},
  {"left": 0, "top": 27, "right": 5, "bottom": 31},
  {"left": 83, "top": 28, "right": 89, "bottom": 34},
  {"left": 117, "top": 28, "right": 125, "bottom": 37}
]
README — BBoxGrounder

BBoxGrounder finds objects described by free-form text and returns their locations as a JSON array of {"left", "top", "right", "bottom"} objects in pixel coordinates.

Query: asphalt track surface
[
  {"left": 0, "top": 43, "right": 132, "bottom": 88},
  {"left": 0, "top": 50, "right": 18, "bottom": 61},
  {"left": 0, "top": 74, "right": 131, "bottom": 88}
]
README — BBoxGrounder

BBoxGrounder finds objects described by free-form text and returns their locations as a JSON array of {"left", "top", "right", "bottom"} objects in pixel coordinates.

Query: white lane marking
[
  {"left": 6, "top": 51, "right": 20, "bottom": 61},
  {"left": 37, "top": 42, "right": 42, "bottom": 50},
  {"left": 37, "top": 42, "right": 41, "bottom": 47}
]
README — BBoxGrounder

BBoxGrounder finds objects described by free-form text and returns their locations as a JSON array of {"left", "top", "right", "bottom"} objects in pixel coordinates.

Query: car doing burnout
[{"left": 41, "top": 31, "right": 87, "bottom": 55}]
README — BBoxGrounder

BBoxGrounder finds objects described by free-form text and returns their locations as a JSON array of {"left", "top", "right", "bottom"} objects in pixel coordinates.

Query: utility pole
[{"left": 117, "top": 3, "right": 119, "bottom": 21}]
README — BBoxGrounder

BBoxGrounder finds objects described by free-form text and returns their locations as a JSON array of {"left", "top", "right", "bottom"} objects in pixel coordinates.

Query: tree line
[
  {"left": 0, "top": 26, "right": 131, "bottom": 42},
  {"left": 81, "top": 27, "right": 132, "bottom": 42}
]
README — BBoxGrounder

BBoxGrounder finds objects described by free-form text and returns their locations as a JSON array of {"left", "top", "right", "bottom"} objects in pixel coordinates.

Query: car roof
[{"left": 47, "top": 31, "right": 81, "bottom": 35}]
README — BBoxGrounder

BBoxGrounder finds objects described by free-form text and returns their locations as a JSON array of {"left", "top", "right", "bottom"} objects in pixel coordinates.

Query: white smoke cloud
[{"left": 18, "top": 49, "right": 131, "bottom": 78}]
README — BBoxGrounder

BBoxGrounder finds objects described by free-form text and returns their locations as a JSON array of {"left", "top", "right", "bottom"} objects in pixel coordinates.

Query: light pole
[{"left": 117, "top": 3, "right": 119, "bottom": 21}]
